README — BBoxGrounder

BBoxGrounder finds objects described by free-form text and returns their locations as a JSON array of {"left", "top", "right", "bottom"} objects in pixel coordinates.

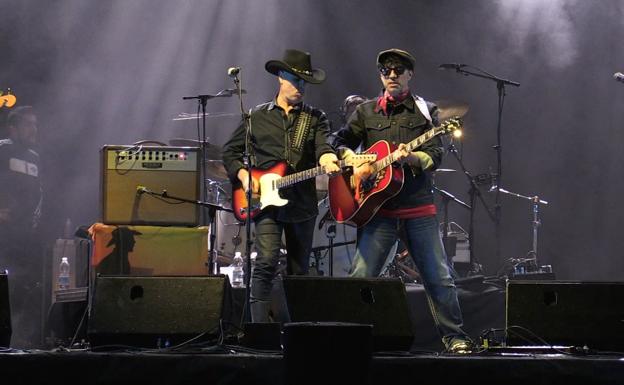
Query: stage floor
[{"left": 0, "top": 346, "right": 623, "bottom": 385}]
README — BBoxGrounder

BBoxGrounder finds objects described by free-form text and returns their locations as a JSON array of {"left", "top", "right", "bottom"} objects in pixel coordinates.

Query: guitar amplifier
[{"left": 101, "top": 145, "right": 200, "bottom": 226}]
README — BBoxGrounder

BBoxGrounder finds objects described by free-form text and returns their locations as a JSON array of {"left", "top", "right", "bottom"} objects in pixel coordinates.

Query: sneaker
[{"left": 447, "top": 338, "right": 473, "bottom": 354}]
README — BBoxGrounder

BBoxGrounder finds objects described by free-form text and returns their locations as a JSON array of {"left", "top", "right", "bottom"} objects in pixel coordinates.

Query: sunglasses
[{"left": 378, "top": 65, "right": 408, "bottom": 77}]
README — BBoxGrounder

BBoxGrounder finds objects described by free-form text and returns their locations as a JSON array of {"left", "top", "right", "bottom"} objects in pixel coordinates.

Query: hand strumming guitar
[{"left": 237, "top": 168, "right": 260, "bottom": 193}]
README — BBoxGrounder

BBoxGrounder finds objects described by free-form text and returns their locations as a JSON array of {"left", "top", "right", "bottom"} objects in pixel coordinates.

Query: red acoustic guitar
[
  {"left": 231, "top": 154, "right": 376, "bottom": 221},
  {"left": 328, "top": 118, "right": 462, "bottom": 227}
]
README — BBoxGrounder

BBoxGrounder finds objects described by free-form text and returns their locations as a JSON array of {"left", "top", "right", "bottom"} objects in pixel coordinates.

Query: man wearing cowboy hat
[
  {"left": 223, "top": 49, "right": 339, "bottom": 322},
  {"left": 333, "top": 48, "right": 473, "bottom": 354}
]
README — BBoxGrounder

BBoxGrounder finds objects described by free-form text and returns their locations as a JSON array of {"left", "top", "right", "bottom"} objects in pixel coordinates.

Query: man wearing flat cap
[
  {"left": 333, "top": 48, "right": 473, "bottom": 353},
  {"left": 223, "top": 49, "right": 339, "bottom": 322}
]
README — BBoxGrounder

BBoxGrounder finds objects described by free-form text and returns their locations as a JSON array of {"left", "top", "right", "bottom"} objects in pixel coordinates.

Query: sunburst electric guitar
[
  {"left": 328, "top": 118, "right": 462, "bottom": 227},
  {"left": 232, "top": 154, "right": 376, "bottom": 221}
]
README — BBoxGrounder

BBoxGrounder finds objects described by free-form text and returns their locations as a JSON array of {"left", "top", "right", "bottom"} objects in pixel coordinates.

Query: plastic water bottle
[
  {"left": 58, "top": 257, "right": 70, "bottom": 290},
  {"left": 232, "top": 252, "right": 245, "bottom": 288}
]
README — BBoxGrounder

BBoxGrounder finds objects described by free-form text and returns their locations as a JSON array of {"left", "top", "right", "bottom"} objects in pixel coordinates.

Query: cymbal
[
  {"left": 435, "top": 100, "right": 469, "bottom": 121},
  {"left": 172, "top": 112, "right": 240, "bottom": 121},
  {"left": 205, "top": 160, "right": 228, "bottom": 181},
  {"left": 169, "top": 138, "right": 223, "bottom": 159},
  {"left": 434, "top": 168, "right": 456, "bottom": 173}
]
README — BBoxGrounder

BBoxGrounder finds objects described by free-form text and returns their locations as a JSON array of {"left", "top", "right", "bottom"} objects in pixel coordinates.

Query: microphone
[
  {"left": 227, "top": 67, "right": 241, "bottom": 78},
  {"left": 136, "top": 185, "right": 147, "bottom": 195},
  {"left": 438, "top": 63, "right": 465, "bottom": 70},
  {"left": 614, "top": 72, "right": 624, "bottom": 83}
]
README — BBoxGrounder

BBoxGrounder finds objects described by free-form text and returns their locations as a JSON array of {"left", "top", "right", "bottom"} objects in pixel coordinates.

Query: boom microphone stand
[
  {"left": 183, "top": 89, "right": 240, "bottom": 275},
  {"left": 440, "top": 63, "right": 519, "bottom": 263}
]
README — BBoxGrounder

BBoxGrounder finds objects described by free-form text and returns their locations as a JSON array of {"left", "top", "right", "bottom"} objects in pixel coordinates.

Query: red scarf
[{"left": 376, "top": 89, "right": 410, "bottom": 115}]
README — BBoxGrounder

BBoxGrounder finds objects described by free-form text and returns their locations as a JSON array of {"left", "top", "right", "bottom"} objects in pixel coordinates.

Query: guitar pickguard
[{"left": 356, "top": 167, "right": 388, "bottom": 203}]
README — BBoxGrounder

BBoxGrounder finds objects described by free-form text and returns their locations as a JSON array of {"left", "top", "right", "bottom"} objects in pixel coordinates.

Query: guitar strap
[
  {"left": 413, "top": 95, "right": 432, "bottom": 123},
  {"left": 286, "top": 104, "right": 313, "bottom": 167},
  {"left": 291, "top": 104, "right": 312, "bottom": 151}
]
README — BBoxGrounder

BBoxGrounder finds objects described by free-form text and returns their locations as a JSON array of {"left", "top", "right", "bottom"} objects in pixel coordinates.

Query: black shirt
[{"left": 222, "top": 100, "right": 335, "bottom": 222}]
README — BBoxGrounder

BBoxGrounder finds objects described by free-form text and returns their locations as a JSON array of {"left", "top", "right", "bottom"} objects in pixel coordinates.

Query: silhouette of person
[{"left": 97, "top": 227, "right": 142, "bottom": 275}]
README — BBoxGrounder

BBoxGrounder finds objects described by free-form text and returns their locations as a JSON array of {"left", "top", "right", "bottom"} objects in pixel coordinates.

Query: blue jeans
[
  {"left": 350, "top": 215, "right": 468, "bottom": 347},
  {"left": 250, "top": 211, "right": 315, "bottom": 322}
]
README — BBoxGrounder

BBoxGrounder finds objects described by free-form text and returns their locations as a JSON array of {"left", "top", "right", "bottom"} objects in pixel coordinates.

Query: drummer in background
[{"left": 338, "top": 95, "right": 368, "bottom": 131}]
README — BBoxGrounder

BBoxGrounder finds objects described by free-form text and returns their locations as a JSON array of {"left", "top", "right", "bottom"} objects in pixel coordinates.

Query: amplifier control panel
[{"left": 103, "top": 145, "right": 199, "bottom": 171}]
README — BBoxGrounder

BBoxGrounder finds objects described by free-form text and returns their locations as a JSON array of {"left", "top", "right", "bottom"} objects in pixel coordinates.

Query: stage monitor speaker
[
  {"left": 506, "top": 280, "right": 624, "bottom": 351},
  {"left": 282, "top": 276, "right": 414, "bottom": 351},
  {"left": 0, "top": 273, "right": 10, "bottom": 347},
  {"left": 88, "top": 275, "right": 227, "bottom": 348},
  {"left": 282, "top": 322, "right": 372, "bottom": 385},
  {"left": 101, "top": 145, "right": 200, "bottom": 226}
]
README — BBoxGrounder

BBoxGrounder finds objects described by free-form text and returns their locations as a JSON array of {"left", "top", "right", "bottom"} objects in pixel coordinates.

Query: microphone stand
[
  {"left": 183, "top": 89, "right": 238, "bottom": 275},
  {"left": 326, "top": 223, "right": 336, "bottom": 276},
  {"left": 137, "top": 188, "right": 233, "bottom": 274},
  {"left": 494, "top": 187, "right": 549, "bottom": 273},
  {"left": 447, "top": 64, "right": 519, "bottom": 264},
  {"left": 230, "top": 69, "right": 253, "bottom": 324}
]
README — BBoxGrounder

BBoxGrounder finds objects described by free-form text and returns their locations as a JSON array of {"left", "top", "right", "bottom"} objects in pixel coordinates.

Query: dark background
[{"left": 1, "top": 0, "right": 623, "bottom": 280}]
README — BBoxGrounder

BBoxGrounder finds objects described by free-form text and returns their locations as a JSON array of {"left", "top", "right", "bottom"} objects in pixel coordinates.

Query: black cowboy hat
[
  {"left": 377, "top": 48, "right": 416, "bottom": 70},
  {"left": 265, "top": 49, "right": 326, "bottom": 84}
]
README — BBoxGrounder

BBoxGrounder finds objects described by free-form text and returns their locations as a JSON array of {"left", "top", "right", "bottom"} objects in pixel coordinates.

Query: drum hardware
[
  {"left": 443, "top": 139, "right": 499, "bottom": 276},
  {"left": 489, "top": 186, "right": 550, "bottom": 276},
  {"left": 310, "top": 240, "right": 356, "bottom": 277},
  {"left": 380, "top": 245, "right": 420, "bottom": 283},
  {"left": 204, "top": 160, "right": 229, "bottom": 181},
  {"left": 169, "top": 138, "right": 223, "bottom": 160},
  {"left": 434, "top": 185, "right": 474, "bottom": 272}
]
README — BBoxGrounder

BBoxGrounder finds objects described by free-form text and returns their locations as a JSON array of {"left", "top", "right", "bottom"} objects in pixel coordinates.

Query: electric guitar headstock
[{"left": 0, "top": 89, "right": 17, "bottom": 109}]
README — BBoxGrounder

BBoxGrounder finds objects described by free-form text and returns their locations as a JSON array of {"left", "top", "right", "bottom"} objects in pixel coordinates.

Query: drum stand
[
  {"left": 205, "top": 179, "right": 230, "bottom": 273},
  {"left": 495, "top": 187, "right": 550, "bottom": 274},
  {"left": 446, "top": 143, "right": 497, "bottom": 275},
  {"left": 434, "top": 185, "right": 471, "bottom": 276}
]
